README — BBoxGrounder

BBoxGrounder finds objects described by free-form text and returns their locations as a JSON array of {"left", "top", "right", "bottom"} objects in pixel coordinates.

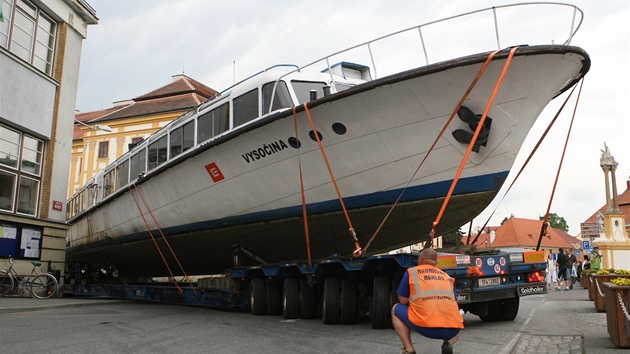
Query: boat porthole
[
  {"left": 332, "top": 122, "right": 347, "bottom": 135},
  {"left": 288, "top": 137, "right": 301, "bottom": 149},
  {"left": 309, "top": 130, "right": 323, "bottom": 142}
]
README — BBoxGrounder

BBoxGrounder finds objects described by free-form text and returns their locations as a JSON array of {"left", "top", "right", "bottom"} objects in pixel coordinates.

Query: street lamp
[{"left": 74, "top": 119, "right": 113, "bottom": 132}]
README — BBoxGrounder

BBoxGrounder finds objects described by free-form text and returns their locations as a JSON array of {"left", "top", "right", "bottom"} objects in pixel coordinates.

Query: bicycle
[{"left": 0, "top": 256, "right": 59, "bottom": 299}]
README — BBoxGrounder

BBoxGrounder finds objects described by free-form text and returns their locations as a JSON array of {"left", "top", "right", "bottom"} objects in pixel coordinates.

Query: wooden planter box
[
  {"left": 588, "top": 274, "right": 595, "bottom": 300},
  {"left": 603, "top": 282, "right": 630, "bottom": 348},
  {"left": 581, "top": 273, "right": 589, "bottom": 289},
  {"left": 593, "top": 275, "right": 630, "bottom": 312}
]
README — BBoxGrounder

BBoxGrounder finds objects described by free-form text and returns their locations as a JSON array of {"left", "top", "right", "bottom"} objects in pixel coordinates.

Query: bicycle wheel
[
  {"left": 0, "top": 270, "right": 14, "bottom": 296},
  {"left": 31, "top": 273, "right": 58, "bottom": 299}
]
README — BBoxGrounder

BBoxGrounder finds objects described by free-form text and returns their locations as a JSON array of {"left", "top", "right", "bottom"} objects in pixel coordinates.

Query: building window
[
  {"left": 0, "top": 0, "right": 57, "bottom": 75},
  {"left": 98, "top": 141, "right": 109, "bottom": 158},
  {"left": 0, "top": 123, "right": 43, "bottom": 216}
]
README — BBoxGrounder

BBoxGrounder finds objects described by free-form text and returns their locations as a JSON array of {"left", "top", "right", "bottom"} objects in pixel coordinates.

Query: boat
[{"left": 66, "top": 3, "right": 590, "bottom": 279}]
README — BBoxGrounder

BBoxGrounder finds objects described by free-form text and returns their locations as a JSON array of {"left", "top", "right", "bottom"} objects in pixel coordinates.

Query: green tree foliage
[
  {"left": 547, "top": 212, "right": 569, "bottom": 232},
  {"left": 443, "top": 228, "right": 464, "bottom": 247}
]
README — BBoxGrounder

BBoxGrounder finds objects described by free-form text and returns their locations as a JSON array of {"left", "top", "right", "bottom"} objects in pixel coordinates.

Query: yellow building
[{"left": 69, "top": 74, "right": 217, "bottom": 199}]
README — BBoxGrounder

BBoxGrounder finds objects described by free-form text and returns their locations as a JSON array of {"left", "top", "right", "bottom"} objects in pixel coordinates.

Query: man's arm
[{"left": 398, "top": 294, "right": 410, "bottom": 305}]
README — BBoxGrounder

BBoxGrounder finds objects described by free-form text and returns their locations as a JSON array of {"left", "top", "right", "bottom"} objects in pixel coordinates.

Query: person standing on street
[
  {"left": 546, "top": 253, "right": 558, "bottom": 289},
  {"left": 567, "top": 248, "right": 577, "bottom": 289},
  {"left": 555, "top": 248, "right": 571, "bottom": 291},
  {"left": 392, "top": 248, "right": 464, "bottom": 354},
  {"left": 590, "top": 246, "right": 602, "bottom": 270}
]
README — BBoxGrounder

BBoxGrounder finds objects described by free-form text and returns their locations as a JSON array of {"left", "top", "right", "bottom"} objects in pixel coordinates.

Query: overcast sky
[{"left": 75, "top": 0, "right": 629, "bottom": 236}]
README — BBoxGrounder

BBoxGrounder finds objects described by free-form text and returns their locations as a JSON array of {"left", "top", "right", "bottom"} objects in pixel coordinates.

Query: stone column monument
[{"left": 594, "top": 143, "right": 630, "bottom": 270}]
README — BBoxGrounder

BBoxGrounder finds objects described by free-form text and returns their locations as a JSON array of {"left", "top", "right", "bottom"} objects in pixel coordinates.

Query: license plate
[{"left": 478, "top": 277, "right": 501, "bottom": 287}]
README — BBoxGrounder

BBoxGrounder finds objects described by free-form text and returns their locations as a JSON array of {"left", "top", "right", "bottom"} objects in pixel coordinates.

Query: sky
[{"left": 75, "top": 0, "right": 629, "bottom": 236}]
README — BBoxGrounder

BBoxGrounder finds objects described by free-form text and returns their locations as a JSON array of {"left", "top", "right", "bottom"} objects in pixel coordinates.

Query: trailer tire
[
  {"left": 266, "top": 280, "right": 282, "bottom": 316},
  {"left": 499, "top": 297, "right": 519, "bottom": 321},
  {"left": 250, "top": 278, "right": 267, "bottom": 315},
  {"left": 340, "top": 279, "right": 357, "bottom": 324},
  {"left": 299, "top": 278, "right": 316, "bottom": 319},
  {"left": 322, "top": 278, "right": 341, "bottom": 325},
  {"left": 371, "top": 276, "right": 392, "bottom": 329},
  {"left": 283, "top": 278, "right": 300, "bottom": 319},
  {"left": 479, "top": 299, "right": 502, "bottom": 322}
]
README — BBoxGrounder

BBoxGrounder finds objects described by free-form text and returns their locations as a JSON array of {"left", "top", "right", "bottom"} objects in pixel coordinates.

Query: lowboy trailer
[{"left": 67, "top": 247, "right": 547, "bottom": 328}]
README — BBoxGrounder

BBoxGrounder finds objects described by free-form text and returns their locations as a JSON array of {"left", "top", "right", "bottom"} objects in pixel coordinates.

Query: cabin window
[
  {"left": 233, "top": 89, "right": 259, "bottom": 128},
  {"left": 98, "top": 141, "right": 109, "bottom": 158},
  {"left": 130, "top": 149, "right": 146, "bottom": 181},
  {"left": 262, "top": 81, "right": 292, "bottom": 114},
  {"left": 291, "top": 81, "right": 327, "bottom": 104},
  {"left": 115, "top": 160, "right": 129, "bottom": 190},
  {"left": 170, "top": 121, "right": 195, "bottom": 158},
  {"left": 147, "top": 135, "right": 168, "bottom": 171},
  {"left": 198, "top": 103, "right": 229, "bottom": 143},
  {"left": 103, "top": 170, "right": 115, "bottom": 197}
]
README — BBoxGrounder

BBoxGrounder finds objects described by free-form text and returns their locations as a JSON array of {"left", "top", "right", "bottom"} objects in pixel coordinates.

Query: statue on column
[{"left": 600, "top": 143, "right": 617, "bottom": 168}]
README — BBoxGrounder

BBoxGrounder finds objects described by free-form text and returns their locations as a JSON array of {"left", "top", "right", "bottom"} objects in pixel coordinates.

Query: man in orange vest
[{"left": 392, "top": 247, "right": 464, "bottom": 354}]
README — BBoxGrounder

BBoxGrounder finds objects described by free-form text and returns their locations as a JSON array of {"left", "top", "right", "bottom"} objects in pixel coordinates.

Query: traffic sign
[
  {"left": 580, "top": 222, "right": 602, "bottom": 237},
  {"left": 582, "top": 240, "right": 590, "bottom": 250}
]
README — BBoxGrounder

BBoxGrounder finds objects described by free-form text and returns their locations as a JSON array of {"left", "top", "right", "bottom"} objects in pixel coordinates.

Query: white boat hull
[{"left": 67, "top": 46, "right": 589, "bottom": 277}]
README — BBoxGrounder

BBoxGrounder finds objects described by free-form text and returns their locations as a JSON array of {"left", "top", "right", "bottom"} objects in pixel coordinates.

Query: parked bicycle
[{"left": 0, "top": 257, "right": 58, "bottom": 299}]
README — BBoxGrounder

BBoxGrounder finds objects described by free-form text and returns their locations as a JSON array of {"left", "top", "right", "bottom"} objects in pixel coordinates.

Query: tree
[
  {"left": 547, "top": 212, "right": 569, "bottom": 232},
  {"left": 442, "top": 228, "right": 464, "bottom": 247}
]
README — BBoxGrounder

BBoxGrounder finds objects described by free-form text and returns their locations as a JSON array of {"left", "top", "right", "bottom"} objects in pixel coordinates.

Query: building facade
[
  {"left": 69, "top": 74, "right": 218, "bottom": 200},
  {"left": 0, "top": 0, "right": 97, "bottom": 283}
]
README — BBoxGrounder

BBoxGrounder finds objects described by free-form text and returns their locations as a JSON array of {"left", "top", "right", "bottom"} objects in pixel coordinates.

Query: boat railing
[{"left": 277, "top": 2, "right": 583, "bottom": 91}]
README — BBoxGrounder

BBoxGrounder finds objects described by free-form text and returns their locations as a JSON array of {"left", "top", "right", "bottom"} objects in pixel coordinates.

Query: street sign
[
  {"left": 580, "top": 222, "right": 602, "bottom": 238},
  {"left": 582, "top": 240, "right": 590, "bottom": 250}
]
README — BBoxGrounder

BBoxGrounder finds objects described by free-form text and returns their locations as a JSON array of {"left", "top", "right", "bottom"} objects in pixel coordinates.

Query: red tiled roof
[
  {"left": 93, "top": 93, "right": 205, "bottom": 122},
  {"left": 463, "top": 217, "right": 576, "bottom": 249},
  {"left": 134, "top": 75, "right": 218, "bottom": 102},
  {"left": 73, "top": 106, "right": 128, "bottom": 140},
  {"left": 74, "top": 75, "right": 218, "bottom": 139}
]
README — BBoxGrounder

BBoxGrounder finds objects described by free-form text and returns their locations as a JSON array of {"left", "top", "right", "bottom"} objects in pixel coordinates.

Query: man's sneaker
[
  {"left": 555, "top": 287, "right": 561, "bottom": 291},
  {"left": 564, "top": 288, "right": 570, "bottom": 291},
  {"left": 442, "top": 341, "right": 453, "bottom": 354},
  {"left": 401, "top": 348, "right": 416, "bottom": 354}
]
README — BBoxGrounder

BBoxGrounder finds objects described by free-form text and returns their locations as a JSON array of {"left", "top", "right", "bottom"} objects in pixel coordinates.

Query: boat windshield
[
  {"left": 262, "top": 81, "right": 292, "bottom": 115},
  {"left": 291, "top": 81, "right": 328, "bottom": 103}
]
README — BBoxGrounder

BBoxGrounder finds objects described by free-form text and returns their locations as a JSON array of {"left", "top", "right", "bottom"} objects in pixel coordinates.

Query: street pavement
[{"left": 0, "top": 281, "right": 626, "bottom": 353}]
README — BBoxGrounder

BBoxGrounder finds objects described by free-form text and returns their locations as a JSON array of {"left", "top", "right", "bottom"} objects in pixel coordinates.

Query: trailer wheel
[
  {"left": 340, "top": 279, "right": 357, "bottom": 324},
  {"left": 266, "top": 280, "right": 282, "bottom": 315},
  {"left": 479, "top": 299, "right": 502, "bottom": 322},
  {"left": 299, "top": 278, "right": 316, "bottom": 319},
  {"left": 371, "top": 276, "right": 392, "bottom": 329},
  {"left": 283, "top": 278, "right": 300, "bottom": 319},
  {"left": 322, "top": 278, "right": 340, "bottom": 324},
  {"left": 499, "top": 297, "right": 519, "bottom": 321},
  {"left": 250, "top": 278, "right": 267, "bottom": 315}
]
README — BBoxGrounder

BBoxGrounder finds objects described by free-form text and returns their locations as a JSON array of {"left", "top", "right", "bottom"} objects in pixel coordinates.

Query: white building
[{"left": 0, "top": 0, "right": 97, "bottom": 286}]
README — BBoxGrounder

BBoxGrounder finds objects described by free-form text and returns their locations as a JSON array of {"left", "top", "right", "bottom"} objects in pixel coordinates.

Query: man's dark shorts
[{"left": 393, "top": 304, "right": 460, "bottom": 340}]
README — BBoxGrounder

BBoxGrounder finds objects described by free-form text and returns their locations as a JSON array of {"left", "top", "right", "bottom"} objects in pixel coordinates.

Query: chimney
[{"left": 490, "top": 230, "right": 496, "bottom": 244}]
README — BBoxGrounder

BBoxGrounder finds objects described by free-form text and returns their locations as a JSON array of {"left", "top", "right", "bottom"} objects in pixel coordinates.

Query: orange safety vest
[{"left": 407, "top": 264, "right": 464, "bottom": 329}]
